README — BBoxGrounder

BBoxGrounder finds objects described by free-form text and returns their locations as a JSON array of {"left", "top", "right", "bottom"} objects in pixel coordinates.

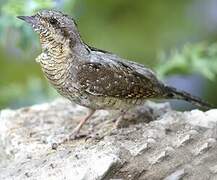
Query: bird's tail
[{"left": 163, "top": 85, "right": 213, "bottom": 110}]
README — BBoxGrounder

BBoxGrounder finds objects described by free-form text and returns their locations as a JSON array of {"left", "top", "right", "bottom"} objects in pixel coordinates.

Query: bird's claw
[
  {"left": 51, "top": 132, "right": 87, "bottom": 149},
  {"left": 84, "top": 133, "right": 103, "bottom": 141},
  {"left": 68, "top": 132, "right": 87, "bottom": 140}
]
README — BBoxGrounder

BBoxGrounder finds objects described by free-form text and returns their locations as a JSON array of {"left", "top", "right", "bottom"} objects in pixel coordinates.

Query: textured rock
[{"left": 0, "top": 98, "right": 217, "bottom": 180}]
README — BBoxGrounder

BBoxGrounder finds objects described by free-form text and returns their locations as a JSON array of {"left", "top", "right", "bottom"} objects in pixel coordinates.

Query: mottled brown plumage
[{"left": 17, "top": 10, "right": 212, "bottom": 140}]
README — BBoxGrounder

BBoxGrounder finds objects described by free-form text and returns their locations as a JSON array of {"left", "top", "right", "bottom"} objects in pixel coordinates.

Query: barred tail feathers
[{"left": 164, "top": 86, "right": 213, "bottom": 109}]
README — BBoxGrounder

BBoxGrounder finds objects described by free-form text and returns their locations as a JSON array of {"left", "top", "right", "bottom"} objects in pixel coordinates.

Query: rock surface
[{"left": 0, "top": 99, "right": 217, "bottom": 180}]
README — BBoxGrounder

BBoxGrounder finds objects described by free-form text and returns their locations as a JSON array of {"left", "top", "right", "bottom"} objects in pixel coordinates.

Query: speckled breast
[{"left": 38, "top": 53, "right": 79, "bottom": 100}]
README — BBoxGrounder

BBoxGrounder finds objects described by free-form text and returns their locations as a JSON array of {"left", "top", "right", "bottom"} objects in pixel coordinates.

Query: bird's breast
[{"left": 38, "top": 52, "right": 69, "bottom": 91}]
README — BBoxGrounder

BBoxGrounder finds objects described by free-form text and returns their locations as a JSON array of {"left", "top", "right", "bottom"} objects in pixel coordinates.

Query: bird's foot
[
  {"left": 113, "top": 112, "right": 129, "bottom": 129},
  {"left": 84, "top": 132, "right": 103, "bottom": 141},
  {"left": 51, "top": 109, "right": 96, "bottom": 149},
  {"left": 51, "top": 131, "right": 87, "bottom": 150},
  {"left": 68, "top": 131, "right": 87, "bottom": 140},
  {"left": 51, "top": 131, "right": 104, "bottom": 149}
]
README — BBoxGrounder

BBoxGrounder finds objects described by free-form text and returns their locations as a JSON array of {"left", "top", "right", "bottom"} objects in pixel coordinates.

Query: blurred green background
[{"left": 0, "top": 0, "right": 217, "bottom": 109}]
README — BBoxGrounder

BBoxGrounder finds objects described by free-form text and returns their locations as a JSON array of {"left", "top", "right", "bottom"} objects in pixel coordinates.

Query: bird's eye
[{"left": 49, "top": 18, "right": 58, "bottom": 25}]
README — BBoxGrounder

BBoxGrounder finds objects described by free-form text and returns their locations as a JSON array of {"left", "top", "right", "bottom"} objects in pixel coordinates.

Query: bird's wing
[{"left": 75, "top": 54, "right": 164, "bottom": 98}]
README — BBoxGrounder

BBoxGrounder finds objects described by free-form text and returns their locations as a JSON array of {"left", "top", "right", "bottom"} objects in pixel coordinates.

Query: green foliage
[
  {"left": 156, "top": 43, "right": 217, "bottom": 81},
  {"left": 1, "top": 0, "right": 54, "bottom": 16},
  {"left": 0, "top": 0, "right": 56, "bottom": 49}
]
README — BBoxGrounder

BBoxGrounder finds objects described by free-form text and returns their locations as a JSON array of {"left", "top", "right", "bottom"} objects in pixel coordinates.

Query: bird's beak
[
  {"left": 17, "top": 16, "right": 36, "bottom": 25},
  {"left": 17, "top": 15, "right": 41, "bottom": 33}
]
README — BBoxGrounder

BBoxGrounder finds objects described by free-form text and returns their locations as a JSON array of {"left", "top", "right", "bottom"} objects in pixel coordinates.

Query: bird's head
[{"left": 17, "top": 10, "right": 81, "bottom": 47}]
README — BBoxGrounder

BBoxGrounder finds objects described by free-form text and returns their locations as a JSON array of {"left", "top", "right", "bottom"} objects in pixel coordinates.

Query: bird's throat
[{"left": 38, "top": 33, "right": 70, "bottom": 61}]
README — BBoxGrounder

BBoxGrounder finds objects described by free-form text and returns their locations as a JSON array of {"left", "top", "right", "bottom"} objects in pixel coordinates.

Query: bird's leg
[
  {"left": 51, "top": 109, "right": 96, "bottom": 149},
  {"left": 114, "top": 109, "right": 129, "bottom": 128},
  {"left": 69, "top": 109, "right": 96, "bottom": 140}
]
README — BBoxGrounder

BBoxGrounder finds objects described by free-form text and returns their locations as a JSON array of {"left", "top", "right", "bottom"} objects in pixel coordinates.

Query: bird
[{"left": 17, "top": 9, "right": 212, "bottom": 140}]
